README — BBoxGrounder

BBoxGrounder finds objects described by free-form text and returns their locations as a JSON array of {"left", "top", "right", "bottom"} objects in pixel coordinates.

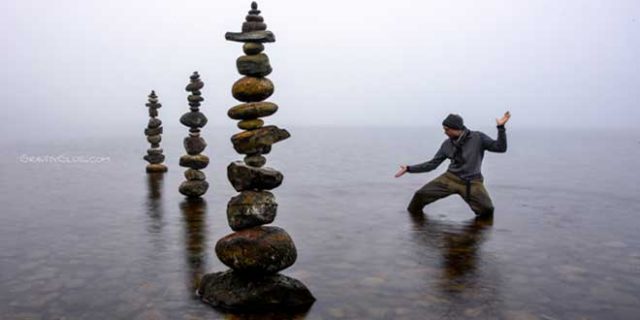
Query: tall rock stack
[
  {"left": 198, "top": 2, "right": 315, "bottom": 312},
  {"left": 179, "top": 72, "right": 210, "bottom": 198},
  {"left": 144, "top": 90, "right": 168, "bottom": 173}
]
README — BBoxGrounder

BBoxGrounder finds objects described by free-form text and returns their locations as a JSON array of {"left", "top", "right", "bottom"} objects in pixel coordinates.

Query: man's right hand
[{"left": 395, "top": 165, "right": 408, "bottom": 178}]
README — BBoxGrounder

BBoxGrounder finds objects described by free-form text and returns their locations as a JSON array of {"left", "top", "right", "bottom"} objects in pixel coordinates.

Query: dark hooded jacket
[{"left": 407, "top": 125, "right": 507, "bottom": 180}]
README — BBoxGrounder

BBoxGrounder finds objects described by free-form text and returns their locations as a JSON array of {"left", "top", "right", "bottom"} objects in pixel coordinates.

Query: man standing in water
[{"left": 395, "top": 112, "right": 511, "bottom": 216}]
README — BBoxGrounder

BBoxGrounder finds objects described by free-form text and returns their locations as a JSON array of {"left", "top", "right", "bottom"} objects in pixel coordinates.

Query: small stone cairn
[
  {"left": 198, "top": 2, "right": 315, "bottom": 312},
  {"left": 178, "top": 72, "right": 210, "bottom": 198},
  {"left": 143, "top": 90, "right": 167, "bottom": 173}
]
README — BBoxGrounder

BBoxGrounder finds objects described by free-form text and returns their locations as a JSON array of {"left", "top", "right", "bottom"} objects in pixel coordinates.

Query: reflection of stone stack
[
  {"left": 144, "top": 91, "right": 167, "bottom": 173},
  {"left": 179, "top": 72, "right": 210, "bottom": 198},
  {"left": 198, "top": 2, "right": 315, "bottom": 312}
]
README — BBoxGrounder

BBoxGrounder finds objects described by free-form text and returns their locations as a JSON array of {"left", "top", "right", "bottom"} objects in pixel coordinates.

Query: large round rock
[
  {"left": 215, "top": 226, "right": 297, "bottom": 274},
  {"left": 183, "top": 136, "right": 207, "bottom": 155},
  {"left": 180, "top": 111, "right": 208, "bottom": 128},
  {"left": 179, "top": 180, "right": 209, "bottom": 198},
  {"left": 198, "top": 270, "right": 315, "bottom": 312},
  {"left": 227, "top": 190, "right": 277, "bottom": 230},
  {"left": 232, "top": 77, "right": 274, "bottom": 102}
]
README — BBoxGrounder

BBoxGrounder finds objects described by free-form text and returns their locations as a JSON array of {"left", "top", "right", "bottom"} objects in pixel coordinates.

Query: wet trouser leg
[
  {"left": 464, "top": 178, "right": 495, "bottom": 216},
  {"left": 407, "top": 174, "right": 456, "bottom": 213}
]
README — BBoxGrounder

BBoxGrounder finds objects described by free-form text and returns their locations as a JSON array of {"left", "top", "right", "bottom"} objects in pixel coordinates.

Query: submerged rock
[
  {"left": 216, "top": 226, "right": 296, "bottom": 274},
  {"left": 198, "top": 270, "right": 315, "bottom": 312},
  {"left": 179, "top": 180, "right": 209, "bottom": 198}
]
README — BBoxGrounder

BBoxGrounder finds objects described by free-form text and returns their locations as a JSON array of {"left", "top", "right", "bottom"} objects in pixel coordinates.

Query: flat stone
[
  {"left": 245, "top": 15, "right": 264, "bottom": 23},
  {"left": 185, "top": 79, "right": 204, "bottom": 92},
  {"left": 147, "top": 134, "right": 161, "bottom": 144},
  {"left": 184, "top": 169, "right": 205, "bottom": 181},
  {"left": 237, "top": 53, "right": 272, "bottom": 77},
  {"left": 244, "top": 154, "right": 266, "bottom": 167},
  {"left": 179, "top": 154, "right": 209, "bottom": 169},
  {"left": 227, "top": 190, "right": 277, "bottom": 230},
  {"left": 187, "top": 94, "right": 204, "bottom": 103},
  {"left": 227, "top": 161, "right": 283, "bottom": 192},
  {"left": 146, "top": 102, "right": 162, "bottom": 108},
  {"left": 232, "top": 77, "right": 274, "bottom": 102},
  {"left": 147, "top": 148, "right": 163, "bottom": 155},
  {"left": 242, "top": 22, "right": 267, "bottom": 32},
  {"left": 146, "top": 164, "right": 168, "bottom": 173},
  {"left": 184, "top": 136, "right": 207, "bottom": 155},
  {"left": 243, "top": 42, "right": 264, "bottom": 55},
  {"left": 215, "top": 226, "right": 297, "bottom": 274},
  {"left": 144, "top": 153, "right": 165, "bottom": 164},
  {"left": 238, "top": 119, "right": 264, "bottom": 130},
  {"left": 144, "top": 127, "right": 163, "bottom": 136},
  {"left": 148, "top": 118, "right": 162, "bottom": 129},
  {"left": 180, "top": 111, "right": 208, "bottom": 128},
  {"left": 228, "top": 102, "right": 278, "bottom": 120},
  {"left": 225, "top": 31, "right": 275, "bottom": 43},
  {"left": 199, "top": 270, "right": 315, "bottom": 312},
  {"left": 231, "top": 125, "right": 290, "bottom": 155},
  {"left": 179, "top": 180, "right": 209, "bottom": 198}
]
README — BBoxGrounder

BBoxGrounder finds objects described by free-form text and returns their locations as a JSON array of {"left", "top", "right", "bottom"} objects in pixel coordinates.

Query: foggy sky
[{"left": 1, "top": 0, "right": 638, "bottom": 141}]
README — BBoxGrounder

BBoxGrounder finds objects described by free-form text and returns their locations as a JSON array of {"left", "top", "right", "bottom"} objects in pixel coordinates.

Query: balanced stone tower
[
  {"left": 144, "top": 90, "right": 168, "bottom": 173},
  {"left": 179, "top": 72, "right": 210, "bottom": 197},
  {"left": 198, "top": 2, "right": 315, "bottom": 312}
]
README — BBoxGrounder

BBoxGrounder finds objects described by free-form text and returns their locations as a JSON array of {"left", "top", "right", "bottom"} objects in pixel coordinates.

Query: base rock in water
[{"left": 198, "top": 270, "right": 315, "bottom": 312}]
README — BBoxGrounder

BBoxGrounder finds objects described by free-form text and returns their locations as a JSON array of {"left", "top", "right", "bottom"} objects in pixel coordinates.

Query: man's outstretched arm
[
  {"left": 482, "top": 111, "right": 510, "bottom": 153},
  {"left": 395, "top": 146, "right": 447, "bottom": 178}
]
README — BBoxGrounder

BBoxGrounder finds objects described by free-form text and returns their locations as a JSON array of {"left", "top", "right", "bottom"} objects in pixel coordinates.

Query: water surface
[{"left": 1, "top": 127, "right": 639, "bottom": 319}]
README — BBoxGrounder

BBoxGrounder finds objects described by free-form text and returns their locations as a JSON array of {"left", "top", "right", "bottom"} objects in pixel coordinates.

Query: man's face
[{"left": 443, "top": 126, "right": 462, "bottom": 139}]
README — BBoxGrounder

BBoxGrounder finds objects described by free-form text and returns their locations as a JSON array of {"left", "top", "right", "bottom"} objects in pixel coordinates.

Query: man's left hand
[{"left": 496, "top": 111, "right": 511, "bottom": 126}]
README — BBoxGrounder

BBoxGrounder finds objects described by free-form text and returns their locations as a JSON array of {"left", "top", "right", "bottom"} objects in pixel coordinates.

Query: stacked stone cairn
[
  {"left": 178, "top": 72, "right": 210, "bottom": 197},
  {"left": 198, "top": 2, "right": 315, "bottom": 312},
  {"left": 143, "top": 90, "right": 168, "bottom": 173}
]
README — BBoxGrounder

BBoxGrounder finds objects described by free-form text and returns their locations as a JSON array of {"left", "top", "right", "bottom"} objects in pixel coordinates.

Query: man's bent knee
[{"left": 473, "top": 205, "right": 494, "bottom": 216}]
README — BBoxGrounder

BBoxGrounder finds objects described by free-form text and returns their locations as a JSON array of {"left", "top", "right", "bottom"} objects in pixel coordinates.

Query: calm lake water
[{"left": 1, "top": 126, "right": 639, "bottom": 319}]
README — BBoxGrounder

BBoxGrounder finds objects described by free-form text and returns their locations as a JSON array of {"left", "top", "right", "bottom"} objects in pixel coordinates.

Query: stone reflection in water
[
  {"left": 145, "top": 173, "right": 165, "bottom": 235},
  {"left": 409, "top": 213, "right": 501, "bottom": 317},
  {"left": 179, "top": 198, "right": 208, "bottom": 293}
]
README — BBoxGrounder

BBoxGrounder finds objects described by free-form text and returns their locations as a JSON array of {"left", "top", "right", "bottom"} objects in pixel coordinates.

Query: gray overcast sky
[{"left": 1, "top": 0, "right": 638, "bottom": 140}]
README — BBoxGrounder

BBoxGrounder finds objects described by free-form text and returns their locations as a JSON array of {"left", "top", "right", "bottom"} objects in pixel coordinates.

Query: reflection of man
[
  {"left": 409, "top": 213, "right": 494, "bottom": 280},
  {"left": 396, "top": 112, "right": 510, "bottom": 216}
]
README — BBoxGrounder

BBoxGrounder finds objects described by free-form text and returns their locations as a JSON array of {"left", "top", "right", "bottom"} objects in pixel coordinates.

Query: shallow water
[{"left": 1, "top": 127, "right": 639, "bottom": 319}]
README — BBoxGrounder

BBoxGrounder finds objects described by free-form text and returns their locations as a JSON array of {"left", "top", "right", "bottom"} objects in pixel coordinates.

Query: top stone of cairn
[{"left": 225, "top": 2, "right": 275, "bottom": 43}]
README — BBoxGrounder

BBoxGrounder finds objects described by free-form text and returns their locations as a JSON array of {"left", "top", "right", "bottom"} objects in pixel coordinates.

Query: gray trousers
[{"left": 408, "top": 172, "right": 495, "bottom": 216}]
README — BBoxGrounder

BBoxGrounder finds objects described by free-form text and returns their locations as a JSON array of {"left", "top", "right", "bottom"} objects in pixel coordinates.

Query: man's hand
[
  {"left": 395, "top": 165, "right": 408, "bottom": 178},
  {"left": 496, "top": 111, "right": 511, "bottom": 126}
]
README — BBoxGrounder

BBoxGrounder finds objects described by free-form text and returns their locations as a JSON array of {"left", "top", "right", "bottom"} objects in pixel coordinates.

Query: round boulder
[
  {"left": 227, "top": 190, "right": 277, "bottom": 230},
  {"left": 215, "top": 226, "right": 297, "bottom": 274},
  {"left": 199, "top": 270, "right": 315, "bottom": 312},
  {"left": 232, "top": 77, "right": 274, "bottom": 102}
]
